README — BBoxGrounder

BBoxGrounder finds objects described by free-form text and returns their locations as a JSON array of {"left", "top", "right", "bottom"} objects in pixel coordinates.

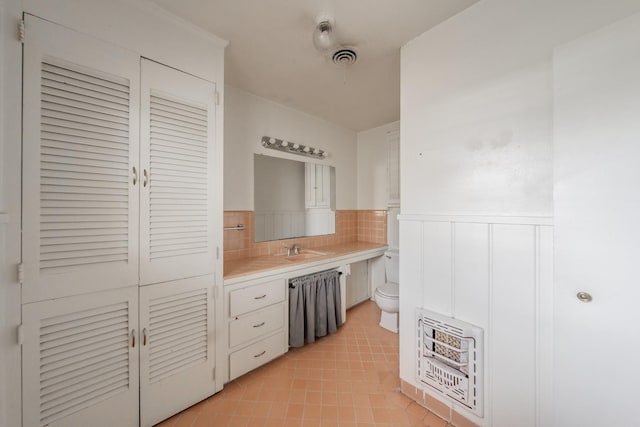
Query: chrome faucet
[{"left": 283, "top": 243, "right": 301, "bottom": 256}]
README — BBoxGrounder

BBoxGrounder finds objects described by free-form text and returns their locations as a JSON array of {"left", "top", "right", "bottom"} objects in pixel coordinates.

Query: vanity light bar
[{"left": 261, "top": 136, "right": 328, "bottom": 159}]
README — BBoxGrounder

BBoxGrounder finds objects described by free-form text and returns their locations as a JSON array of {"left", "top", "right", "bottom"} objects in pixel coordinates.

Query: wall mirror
[{"left": 254, "top": 154, "right": 336, "bottom": 242}]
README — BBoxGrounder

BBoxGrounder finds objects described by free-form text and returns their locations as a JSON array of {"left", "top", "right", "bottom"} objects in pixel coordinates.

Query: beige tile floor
[{"left": 156, "top": 300, "right": 449, "bottom": 427}]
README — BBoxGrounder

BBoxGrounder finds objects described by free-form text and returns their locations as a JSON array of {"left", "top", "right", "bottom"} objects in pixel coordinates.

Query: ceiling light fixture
[
  {"left": 311, "top": 15, "right": 358, "bottom": 83},
  {"left": 312, "top": 17, "right": 337, "bottom": 53}
]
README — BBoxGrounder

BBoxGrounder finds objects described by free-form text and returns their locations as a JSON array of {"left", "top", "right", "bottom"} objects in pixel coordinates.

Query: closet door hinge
[
  {"left": 17, "top": 263, "right": 24, "bottom": 284},
  {"left": 214, "top": 91, "right": 220, "bottom": 106},
  {"left": 17, "top": 324, "right": 24, "bottom": 345},
  {"left": 18, "top": 19, "right": 25, "bottom": 43},
  {"left": 216, "top": 246, "right": 220, "bottom": 260},
  {"left": 212, "top": 367, "right": 215, "bottom": 380},
  {"left": 213, "top": 284, "right": 218, "bottom": 301}
]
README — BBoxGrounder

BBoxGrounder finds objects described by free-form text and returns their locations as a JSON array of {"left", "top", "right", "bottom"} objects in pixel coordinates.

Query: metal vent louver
[
  {"left": 332, "top": 48, "right": 357, "bottom": 66},
  {"left": 416, "top": 308, "right": 484, "bottom": 417}
]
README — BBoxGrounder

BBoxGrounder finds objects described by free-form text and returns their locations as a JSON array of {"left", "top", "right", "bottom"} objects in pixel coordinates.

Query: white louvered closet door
[
  {"left": 139, "top": 275, "right": 216, "bottom": 427},
  {"left": 22, "top": 15, "right": 140, "bottom": 303},
  {"left": 140, "top": 59, "right": 216, "bottom": 285},
  {"left": 22, "top": 286, "right": 139, "bottom": 427}
]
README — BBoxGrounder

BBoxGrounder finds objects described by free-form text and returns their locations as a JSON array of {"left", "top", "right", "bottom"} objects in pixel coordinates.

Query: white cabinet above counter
[{"left": 222, "top": 242, "right": 387, "bottom": 383}]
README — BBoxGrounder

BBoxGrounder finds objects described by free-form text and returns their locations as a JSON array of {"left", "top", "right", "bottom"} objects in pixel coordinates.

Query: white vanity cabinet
[
  {"left": 222, "top": 246, "right": 388, "bottom": 383},
  {"left": 226, "top": 278, "right": 288, "bottom": 380},
  {"left": 346, "top": 260, "right": 370, "bottom": 308}
]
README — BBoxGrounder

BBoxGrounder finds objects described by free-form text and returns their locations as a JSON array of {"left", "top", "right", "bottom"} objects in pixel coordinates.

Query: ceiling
[{"left": 150, "top": 0, "right": 478, "bottom": 131}]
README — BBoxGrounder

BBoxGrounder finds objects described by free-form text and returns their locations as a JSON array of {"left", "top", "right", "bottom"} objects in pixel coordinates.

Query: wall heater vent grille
[{"left": 416, "top": 308, "right": 484, "bottom": 417}]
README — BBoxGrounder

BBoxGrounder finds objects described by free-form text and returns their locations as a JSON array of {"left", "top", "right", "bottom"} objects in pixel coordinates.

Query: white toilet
[{"left": 374, "top": 249, "right": 400, "bottom": 333}]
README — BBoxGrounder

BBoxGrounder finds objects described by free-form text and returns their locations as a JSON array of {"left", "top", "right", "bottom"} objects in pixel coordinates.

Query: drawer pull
[
  {"left": 254, "top": 294, "right": 267, "bottom": 300},
  {"left": 254, "top": 350, "right": 266, "bottom": 358},
  {"left": 253, "top": 322, "right": 266, "bottom": 328}
]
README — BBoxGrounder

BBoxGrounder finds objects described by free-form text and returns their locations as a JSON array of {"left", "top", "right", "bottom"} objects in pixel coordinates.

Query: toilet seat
[{"left": 376, "top": 282, "right": 399, "bottom": 298}]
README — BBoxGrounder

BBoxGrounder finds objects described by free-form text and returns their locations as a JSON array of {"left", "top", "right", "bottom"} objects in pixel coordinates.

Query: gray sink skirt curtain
[{"left": 289, "top": 269, "right": 342, "bottom": 348}]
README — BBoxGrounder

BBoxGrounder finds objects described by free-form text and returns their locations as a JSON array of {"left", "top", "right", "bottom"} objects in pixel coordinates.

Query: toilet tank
[{"left": 384, "top": 250, "right": 399, "bottom": 284}]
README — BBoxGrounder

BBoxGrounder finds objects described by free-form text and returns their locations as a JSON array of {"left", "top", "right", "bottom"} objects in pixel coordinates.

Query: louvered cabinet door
[
  {"left": 139, "top": 276, "right": 216, "bottom": 427},
  {"left": 22, "top": 286, "right": 139, "bottom": 427},
  {"left": 22, "top": 15, "right": 140, "bottom": 303},
  {"left": 140, "top": 59, "right": 216, "bottom": 285}
]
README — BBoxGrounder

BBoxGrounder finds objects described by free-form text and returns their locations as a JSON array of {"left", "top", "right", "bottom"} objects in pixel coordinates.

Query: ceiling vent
[{"left": 332, "top": 48, "right": 357, "bottom": 67}]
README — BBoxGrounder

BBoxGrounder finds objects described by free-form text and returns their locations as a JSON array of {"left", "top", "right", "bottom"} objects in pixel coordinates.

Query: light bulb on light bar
[{"left": 261, "top": 135, "right": 326, "bottom": 159}]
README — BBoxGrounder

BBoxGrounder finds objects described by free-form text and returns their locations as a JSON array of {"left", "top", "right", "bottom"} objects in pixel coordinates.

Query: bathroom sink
[{"left": 281, "top": 249, "right": 330, "bottom": 261}]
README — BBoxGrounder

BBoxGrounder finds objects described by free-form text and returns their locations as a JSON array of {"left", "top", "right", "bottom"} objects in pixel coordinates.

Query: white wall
[
  {"left": 356, "top": 120, "right": 399, "bottom": 210},
  {"left": 224, "top": 85, "right": 358, "bottom": 210},
  {"left": 0, "top": 1, "right": 23, "bottom": 425},
  {"left": 399, "top": 0, "right": 640, "bottom": 426},
  {"left": 401, "top": 0, "right": 640, "bottom": 217}
]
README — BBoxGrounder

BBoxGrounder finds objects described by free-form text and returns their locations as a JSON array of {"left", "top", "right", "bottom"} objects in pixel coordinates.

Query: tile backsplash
[
  {"left": 223, "top": 210, "right": 387, "bottom": 260},
  {"left": 357, "top": 210, "right": 387, "bottom": 245}
]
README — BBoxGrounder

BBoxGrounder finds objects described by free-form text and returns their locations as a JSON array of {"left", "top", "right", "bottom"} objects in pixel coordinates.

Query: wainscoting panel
[
  {"left": 491, "top": 225, "right": 536, "bottom": 427},
  {"left": 452, "top": 222, "right": 489, "bottom": 326},
  {"left": 422, "top": 222, "right": 453, "bottom": 315},
  {"left": 398, "top": 220, "right": 424, "bottom": 383},
  {"left": 398, "top": 214, "right": 553, "bottom": 427}
]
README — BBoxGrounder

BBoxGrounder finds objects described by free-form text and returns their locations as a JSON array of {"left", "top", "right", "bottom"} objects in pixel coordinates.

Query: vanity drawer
[
  {"left": 229, "top": 331, "right": 286, "bottom": 380},
  {"left": 229, "top": 279, "right": 285, "bottom": 316},
  {"left": 229, "top": 303, "right": 285, "bottom": 348}
]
